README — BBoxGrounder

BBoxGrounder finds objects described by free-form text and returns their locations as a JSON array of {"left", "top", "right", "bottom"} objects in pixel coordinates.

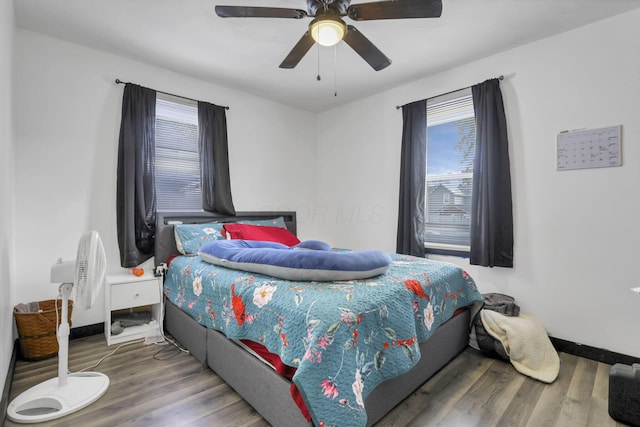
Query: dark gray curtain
[
  {"left": 470, "top": 78, "right": 513, "bottom": 267},
  {"left": 198, "top": 101, "right": 236, "bottom": 215},
  {"left": 396, "top": 100, "right": 427, "bottom": 257},
  {"left": 116, "top": 84, "right": 157, "bottom": 268}
]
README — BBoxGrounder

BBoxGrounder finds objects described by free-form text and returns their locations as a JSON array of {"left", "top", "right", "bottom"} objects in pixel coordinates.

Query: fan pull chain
[
  {"left": 334, "top": 45, "right": 338, "bottom": 97},
  {"left": 317, "top": 40, "right": 321, "bottom": 81}
]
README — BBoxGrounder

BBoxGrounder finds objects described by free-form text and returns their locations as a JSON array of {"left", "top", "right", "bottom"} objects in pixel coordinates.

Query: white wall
[
  {"left": 1, "top": 0, "right": 16, "bottom": 397},
  {"left": 315, "top": 9, "right": 640, "bottom": 357},
  {"left": 12, "top": 30, "right": 317, "bottom": 327}
]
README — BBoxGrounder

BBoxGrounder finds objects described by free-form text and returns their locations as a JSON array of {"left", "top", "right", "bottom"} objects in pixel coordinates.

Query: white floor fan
[{"left": 8, "top": 230, "right": 110, "bottom": 423}]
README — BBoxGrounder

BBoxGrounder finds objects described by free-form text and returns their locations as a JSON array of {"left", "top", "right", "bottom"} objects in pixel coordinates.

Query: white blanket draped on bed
[{"left": 480, "top": 310, "right": 560, "bottom": 383}]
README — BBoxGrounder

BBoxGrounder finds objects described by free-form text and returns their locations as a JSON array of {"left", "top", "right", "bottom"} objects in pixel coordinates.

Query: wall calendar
[{"left": 556, "top": 125, "right": 621, "bottom": 171}]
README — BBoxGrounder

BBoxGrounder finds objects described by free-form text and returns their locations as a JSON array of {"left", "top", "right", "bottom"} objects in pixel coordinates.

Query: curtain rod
[
  {"left": 115, "top": 79, "right": 230, "bottom": 110},
  {"left": 395, "top": 75, "right": 504, "bottom": 110}
]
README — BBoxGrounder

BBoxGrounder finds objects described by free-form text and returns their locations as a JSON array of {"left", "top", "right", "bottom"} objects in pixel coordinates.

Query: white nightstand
[{"left": 105, "top": 273, "right": 163, "bottom": 346}]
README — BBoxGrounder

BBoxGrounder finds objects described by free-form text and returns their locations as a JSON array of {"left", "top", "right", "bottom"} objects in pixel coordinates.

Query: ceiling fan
[{"left": 215, "top": 0, "right": 443, "bottom": 71}]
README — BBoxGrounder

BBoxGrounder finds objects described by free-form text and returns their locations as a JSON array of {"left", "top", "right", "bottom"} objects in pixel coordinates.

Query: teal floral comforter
[{"left": 164, "top": 253, "right": 483, "bottom": 427}]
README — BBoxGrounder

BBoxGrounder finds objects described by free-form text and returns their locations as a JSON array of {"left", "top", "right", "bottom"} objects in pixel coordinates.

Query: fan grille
[{"left": 74, "top": 231, "right": 107, "bottom": 310}]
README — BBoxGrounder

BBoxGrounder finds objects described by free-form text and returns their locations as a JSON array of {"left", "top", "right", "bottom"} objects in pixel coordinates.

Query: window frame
[
  {"left": 424, "top": 87, "right": 476, "bottom": 257},
  {"left": 154, "top": 92, "right": 204, "bottom": 212}
]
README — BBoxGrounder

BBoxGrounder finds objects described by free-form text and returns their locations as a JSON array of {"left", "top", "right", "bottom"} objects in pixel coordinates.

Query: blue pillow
[
  {"left": 292, "top": 240, "right": 332, "bottom": 251},
  {"left": 198, "top": 240, "right": 392, "bottom": 282}
]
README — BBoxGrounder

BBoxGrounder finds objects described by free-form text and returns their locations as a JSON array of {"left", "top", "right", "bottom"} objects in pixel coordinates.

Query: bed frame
[{"left": 155, "top": 211, "right": 471, "bottom": 427}]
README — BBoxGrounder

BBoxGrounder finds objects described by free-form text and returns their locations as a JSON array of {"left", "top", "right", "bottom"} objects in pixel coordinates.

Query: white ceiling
[{"left": 14, "top": 0, "right": 640, "bottom": 112}]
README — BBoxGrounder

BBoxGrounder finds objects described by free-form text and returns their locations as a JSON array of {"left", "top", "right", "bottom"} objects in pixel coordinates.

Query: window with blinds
[
  {"left": 425, "top": 88, "right": 476, "bottom": 251},
  {"left": 155, "top": 93, "right": 202, "bottom": 211}
]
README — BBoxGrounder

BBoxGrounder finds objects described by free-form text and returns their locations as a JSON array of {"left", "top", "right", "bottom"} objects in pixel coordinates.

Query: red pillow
[{"left": 223, "top": 224, "right": 301, "bottom": 246}]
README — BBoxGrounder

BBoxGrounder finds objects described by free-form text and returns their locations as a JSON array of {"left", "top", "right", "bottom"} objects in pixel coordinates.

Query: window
[
  {"left": 154, "top": 93, "right": 202, "bottom": 211},
  {"left": 425, "top": 88, "right": 476, "bottom": 252}
]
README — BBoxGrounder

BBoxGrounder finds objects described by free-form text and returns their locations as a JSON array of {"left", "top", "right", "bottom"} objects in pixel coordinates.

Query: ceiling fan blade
[
  {"left": 347, "top": 0, "right": 442, "bottom": 21},
  {"left": 279, "top": 32, "right": 315, "bottom": 69},
  {"left": 215, "top": 6, "right": 307, "bottom": 19},
  {"left": 342, "top": 25, "right": 391, "bottom": 71}
]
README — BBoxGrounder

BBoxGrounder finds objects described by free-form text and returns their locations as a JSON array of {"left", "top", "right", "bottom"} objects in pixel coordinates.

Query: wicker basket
[{"left": 14, "top": 299, "right": 73, "bottom": 361}]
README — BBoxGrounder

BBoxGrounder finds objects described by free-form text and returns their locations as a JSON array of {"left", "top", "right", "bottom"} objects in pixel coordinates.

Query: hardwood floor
[{"left": 6, "top": 334, "right": 625, "bottom": 427}]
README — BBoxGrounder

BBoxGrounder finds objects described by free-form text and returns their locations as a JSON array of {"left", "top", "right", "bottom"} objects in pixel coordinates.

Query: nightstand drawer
[{"left": 110, "top": 279, "right": 160, "bottom": 311}]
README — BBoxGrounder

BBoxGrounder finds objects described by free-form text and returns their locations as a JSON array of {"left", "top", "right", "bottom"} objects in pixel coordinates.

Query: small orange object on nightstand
[{"left": 130, "top": 267, "right": 144, "bottom": 277}]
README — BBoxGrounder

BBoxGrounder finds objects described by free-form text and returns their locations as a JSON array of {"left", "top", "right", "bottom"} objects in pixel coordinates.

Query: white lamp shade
[{"left": 310, "top": 18, "right": 346, "bottom": 47}]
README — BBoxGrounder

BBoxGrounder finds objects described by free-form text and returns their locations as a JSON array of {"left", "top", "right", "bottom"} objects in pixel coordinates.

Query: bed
[{"left": 155, "top": 211, "right": 484, "bottom": 427}]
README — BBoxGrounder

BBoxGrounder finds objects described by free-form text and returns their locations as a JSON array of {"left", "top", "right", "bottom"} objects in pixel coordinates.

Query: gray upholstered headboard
[{"left": 154, "top": 211, "right": 297, "bottom": 267}]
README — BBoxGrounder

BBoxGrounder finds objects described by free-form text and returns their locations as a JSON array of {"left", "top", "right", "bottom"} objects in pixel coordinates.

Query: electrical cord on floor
[
  {"left": 73, "top": 338, "right": 146, "bottom": 373},
  {"left": 152, "top": 335, "right": 188, "bottom": 361},
  {"left": 154, "top": 333, "right": 189, "bottom": 352},
  {"left": 71, "top": 330, "right": 190, "bottom": 372},
  {"left": 70, "top": 332, "right": 189, "bottom": 372}
]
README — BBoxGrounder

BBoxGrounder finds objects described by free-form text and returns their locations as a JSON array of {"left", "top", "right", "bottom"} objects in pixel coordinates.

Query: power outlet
[{"left": 154, "top": 263, "right": 167, "bottom": 277}]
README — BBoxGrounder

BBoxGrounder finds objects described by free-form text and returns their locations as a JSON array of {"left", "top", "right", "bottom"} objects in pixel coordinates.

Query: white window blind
[
  {"left": 425, "top": 88, "right": 476, "bottom": 251},
  {"left": 155, "top": 93, "right": 203, "bottom": 211}
]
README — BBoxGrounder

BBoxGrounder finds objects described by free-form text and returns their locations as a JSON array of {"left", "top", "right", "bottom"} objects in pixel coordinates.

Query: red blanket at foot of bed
[{"left": 240, "top": 339, "right": 311, "bottom": 421}]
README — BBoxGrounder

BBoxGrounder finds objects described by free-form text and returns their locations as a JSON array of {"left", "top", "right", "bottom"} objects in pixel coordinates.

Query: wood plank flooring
[{"left": 5, "top": 334, "right": 625, "bottom": 427}]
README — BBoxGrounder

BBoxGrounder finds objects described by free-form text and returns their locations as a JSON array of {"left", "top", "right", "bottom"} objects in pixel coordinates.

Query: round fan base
[{"left": 7, "top": 372, "right": 109, "bottom": 424}]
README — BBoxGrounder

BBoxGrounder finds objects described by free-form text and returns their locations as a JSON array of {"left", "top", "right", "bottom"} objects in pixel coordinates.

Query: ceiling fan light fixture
[{"left": 309, "top": 17, "right": 346, "bottom": 47}]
